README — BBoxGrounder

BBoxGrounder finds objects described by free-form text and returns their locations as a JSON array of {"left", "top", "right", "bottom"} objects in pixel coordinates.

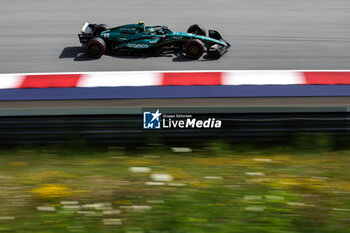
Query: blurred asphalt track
[{"left": 1, "top": 0, "right": 350, "bottom": 73}]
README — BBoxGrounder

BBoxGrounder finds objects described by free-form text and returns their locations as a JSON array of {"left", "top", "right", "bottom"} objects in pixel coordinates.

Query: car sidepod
[{"left": 120, "top": 38, "right": 160, "bottom": 50}]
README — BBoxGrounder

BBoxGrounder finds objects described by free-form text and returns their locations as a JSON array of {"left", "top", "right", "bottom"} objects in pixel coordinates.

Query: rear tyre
[
  {"left": 94, "top": 24, "right": 108, "bottom": 36},
  {"left": 187, "top": 24, "right": 206, "bottom": 36},
  {"left": 86, "top": 37, "right": 106, "bottom": 59},
  {"left": 184, "top": 39, "right": 204, "bottom": 60}
]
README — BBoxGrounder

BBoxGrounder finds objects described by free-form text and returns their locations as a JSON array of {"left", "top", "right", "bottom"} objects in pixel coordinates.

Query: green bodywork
[{"left": 99, "top": 23, "right": 227, "bottom": 50}]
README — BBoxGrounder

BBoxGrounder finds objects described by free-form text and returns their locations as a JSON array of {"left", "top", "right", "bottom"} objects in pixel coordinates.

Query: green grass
[{"left": 0, "top": 147, "right": 350, "bottom": 233}]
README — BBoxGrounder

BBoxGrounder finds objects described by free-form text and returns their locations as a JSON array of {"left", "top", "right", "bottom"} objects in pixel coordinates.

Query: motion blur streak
[
  {"left": 1, "top": 0, "right": 350, "bottom": 73},
  {"left": 2, "top": 150, "right": 350, "bottom": 232}
]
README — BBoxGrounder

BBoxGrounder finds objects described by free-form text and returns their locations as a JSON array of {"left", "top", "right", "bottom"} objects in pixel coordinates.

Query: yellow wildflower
[{"left": 31, "top": 184, "right": 72, "bottom": 199}]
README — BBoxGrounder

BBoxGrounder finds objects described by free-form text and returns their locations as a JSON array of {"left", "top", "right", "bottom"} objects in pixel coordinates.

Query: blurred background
[{"left": 1, "top": 0, "right": 350, "bottom": 232}]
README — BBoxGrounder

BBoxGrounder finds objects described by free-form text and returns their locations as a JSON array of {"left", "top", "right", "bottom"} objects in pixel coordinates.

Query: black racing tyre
[
  {"left": 94, "top": 24, "right": 108, "bottom": 36},
  {"left": 85, "top": 37, "right": 106, "bottom": 59},
  {"left": 208, "top": 30, "right": 222, "bottom": 40},
  {"left": 184, "top": 39, "right": 204, "bottom": 59},
  {"left": 187, "top": 24, "right": 206, "bottom": 36},
  {"left": 207, "top": 50, "right": 221, "bottom": 59}
]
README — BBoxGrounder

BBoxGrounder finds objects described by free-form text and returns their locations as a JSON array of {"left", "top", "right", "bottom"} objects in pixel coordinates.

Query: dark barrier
[{"left": 0, "top": 106, "right": 349, "bottom": 145}]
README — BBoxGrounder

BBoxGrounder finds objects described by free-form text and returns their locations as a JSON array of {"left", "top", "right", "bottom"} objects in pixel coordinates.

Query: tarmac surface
[{"left": 1, "top": 0, "right": 350, "bottom": 73}]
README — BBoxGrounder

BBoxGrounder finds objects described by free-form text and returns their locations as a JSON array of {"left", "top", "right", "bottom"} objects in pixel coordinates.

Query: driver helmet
[{"left": 137, "top": 20, "right": 145, "bottom": 32}]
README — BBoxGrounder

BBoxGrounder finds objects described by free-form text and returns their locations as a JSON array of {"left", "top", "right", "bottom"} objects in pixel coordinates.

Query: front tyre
[
  {"left": 85, "top": 37, "right": 106, "bottom": 59},
  {"left": 184, "top": 39, "right": 204, "bottom": 60},
  {"left": 187, "top": 24, "right": 206, "bottom": 36}
]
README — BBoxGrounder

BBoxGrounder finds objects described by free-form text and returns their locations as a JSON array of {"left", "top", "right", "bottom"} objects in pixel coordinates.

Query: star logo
[
  {"left": 143, "top": 109, "right": 162, "bottom": 129},
  {"left": 151, "top": 109, "right": 162, "bottom": 122}
]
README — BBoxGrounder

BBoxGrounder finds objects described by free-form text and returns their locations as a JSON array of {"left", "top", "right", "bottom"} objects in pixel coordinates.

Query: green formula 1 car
[{"left": 78, "top": 21, "right": 230, "bottom": 59}]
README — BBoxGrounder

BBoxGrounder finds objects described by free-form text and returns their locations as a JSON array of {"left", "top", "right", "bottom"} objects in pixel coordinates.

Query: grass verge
[{"left": 0, "top": 146, "right": 350, "bottom": 232}]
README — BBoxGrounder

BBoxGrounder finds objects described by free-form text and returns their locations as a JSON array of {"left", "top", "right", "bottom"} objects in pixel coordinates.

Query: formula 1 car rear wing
[
  {"left": 81, "top": 22, "right": 92, "bottom": 34},
  {"left": 78, "top": 22, "right": 96, "bottom": 43}
]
